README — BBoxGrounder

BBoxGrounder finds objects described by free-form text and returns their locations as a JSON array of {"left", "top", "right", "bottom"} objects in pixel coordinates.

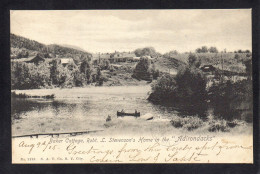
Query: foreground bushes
[
  {"left": 149, "top": 53, "right": 252, "bottom": 122},
  {"left": 208, "top": 79, "right": 253, "bottom": 122},
  {"left": 148, "top": 64, "right": 207, "bottom": 115},
  {"left": 171, "top": 116, "right": 204, "bottom": 131},
  {"left": 171, "top": 115, "right": 247, "bottom": 132},
  {"left": 150, "top": 74, "right": 253, "bottom": 122}
]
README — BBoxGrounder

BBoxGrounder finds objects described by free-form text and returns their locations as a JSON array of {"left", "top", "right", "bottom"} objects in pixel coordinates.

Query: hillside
[
  {"left": 10, "top": 33, "right": 92, "bottom": 60},
  {"left": 61, "top": 44, "right": 86, "bottom": 52},
  {"left": 154, "top": 56, "right": 185, "bottom": 72},
  {"left": 165, "top": 52, "right": 251, "bottom": 73}
]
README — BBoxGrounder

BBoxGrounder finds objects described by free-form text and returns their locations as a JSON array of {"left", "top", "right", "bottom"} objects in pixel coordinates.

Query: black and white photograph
[{"left": 10, "top": 10, "right": 253, "bottom": 163}]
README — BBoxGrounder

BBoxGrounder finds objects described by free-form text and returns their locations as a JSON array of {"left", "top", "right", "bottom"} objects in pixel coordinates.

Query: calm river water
[{"left": 11, "top": 86, "right": 251, "bottom": 136}]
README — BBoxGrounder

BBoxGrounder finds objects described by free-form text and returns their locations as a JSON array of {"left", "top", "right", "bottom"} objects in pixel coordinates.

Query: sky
[{"left": 10, "top": 10, "right": 252, "bottom": 54}]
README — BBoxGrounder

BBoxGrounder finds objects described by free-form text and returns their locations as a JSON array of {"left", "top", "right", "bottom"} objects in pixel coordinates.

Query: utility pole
[
  {"left": 220, "top": 49, "right": 225, "bottom": 82},
  {"left": 221, "top": 52, "right": 223, "bottom": 71},
  {"left": 99, "top": 52, "right": 100, "bottom": 64}
]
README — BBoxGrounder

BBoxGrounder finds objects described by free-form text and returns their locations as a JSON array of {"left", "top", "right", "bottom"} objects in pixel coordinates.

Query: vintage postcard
[{"left": 11, "top": 10, "right": 253, "bottom": 163}]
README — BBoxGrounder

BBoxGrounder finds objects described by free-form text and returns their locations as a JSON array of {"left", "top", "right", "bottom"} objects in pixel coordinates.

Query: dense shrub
[
  {"left": 99, "top": 59, "right": 110, "bottom": 70},
  {"left": 207, "top": 119, "right": 230, "bottom": 132},
  {"left": 148, "top": 64, "right": 207, "bottom": 115},
  {"left": 174, "top": 66, "right": 207, "bottom": 103},
  {"left": 163, "top": 50, "right": 178, "bottom": 58},
  {"left": 11, "top": 62, "right": 50, "bottom": 89},
  {"left": 151, "top": 64, "right": 160, "bottom": 79},
  {"left": 196, "top": 46, "right": 208, "bottom": 53},
  {"left": 11, "top": 59, "right": 95, "bottom": 89},
  {"left": 171, "top": 116, "right": 203, "bottom": 131},
  {"left": 188, "top": 53, "right": 201, "bottom": 68},
  {"left": 148, "top": 74, "right": 176, "bottom": 103},
  {"left": 133, "top": 56, "right": 153, "bottom": 81},
  {"left": 80, "top": 60, "right": 92, "bottom": 84},
  {"left": 208, "top": 79, "right": 253, "bottom": 122},
  {"left": 134, "top": 47, "right": 158, "bottom": 57}
]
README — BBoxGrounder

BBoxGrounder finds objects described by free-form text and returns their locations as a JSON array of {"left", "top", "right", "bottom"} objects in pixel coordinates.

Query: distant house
[
  {"left": 92, "top": 53, "right": 111, "bottom": 64},
  {"left": 100, "top": 54, "right": 111, "bottom": 60},
  {"left": 132, "top": 57, "right": 141, "bottom": 62},
  {"left": 113, "top": 53, "right": 123, "bottom": 58},
  {"left": 200, "top": 65, "right": 216, "bottom": 73},
  {"left": 92, "top": 52, "right": 137, "bottom": 64},
  {"left": 11, "top": 54, "right": 45, "bottom": 65},
  {"left": 122, "top": 53, "right": 136, "bottom": 62},
  {"left": 58, "top": 58, "right": 74, "bottom": 66},
  {"left": 111, "top": 52, "right": 136, "bottom": 63}
]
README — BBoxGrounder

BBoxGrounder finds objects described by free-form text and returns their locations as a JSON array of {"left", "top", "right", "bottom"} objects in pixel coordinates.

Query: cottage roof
[
  {"left": 100, "top": 54, "right": 111, "bottom": 59},
  {"left": 11, "top": 55, "right": 45, "bottom": 62},
  {"left": 200, "top": 65, "right": 216, "bottom": 72},
  {"left": 113, "top": 53, "right": 122, "bottom": 58}
]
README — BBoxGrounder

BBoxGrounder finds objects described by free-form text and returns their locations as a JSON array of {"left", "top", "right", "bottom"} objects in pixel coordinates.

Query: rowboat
[{"left": 117, "top": 111, "right": 140, "bottom": 117}]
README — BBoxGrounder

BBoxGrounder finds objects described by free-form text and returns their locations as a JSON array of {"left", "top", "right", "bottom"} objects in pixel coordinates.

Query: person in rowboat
[{"left": 106, "top": 115, "right": 111, "bottom": 122}]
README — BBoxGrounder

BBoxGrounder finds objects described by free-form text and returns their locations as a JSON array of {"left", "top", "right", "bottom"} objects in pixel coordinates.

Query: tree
[
  {"left": 148, "top": 74, "right": 176, "bottom": 103},
  {"left": 151, "top": 63, "right": 160, "bottom": 79},
  {"left": 174, "top": 66, "right": 207, "bottom": 103},
  {"left": 196, "top": 46, "right": 209, "bottom": 53},
  {"left": 99, "top": 59, "right": 110, "bottom": 70},
  {"left": 201, "top": 46, "right": 208, "bottom": 53},
  {"left": 209, "top": 47, "right": 218, "bottom": 53},
  {"left": 96, "top": 67, "right": 104, "bottom": 86},
  {"left": 96, "top": 67, "right": 102, "bottom": 81},
  {"left": 243, "top": 59, "right": 252, "bottom": 79},
  {"left": 134, "top": 47, "right": 158, "bottom": 57},
  {"left": 133, "top": 56, "right": 153, "bottom": 81},
  {"left": 195, "top": 48, "right": 202, "bottom": 53},
  {"left": 163, "top": 50, "right": 178, "bottom": 58},
  {"left": 72, "top": 69, "right": 84, "bottom": 87},
  {"left": 234, "top": 54, "right": 240, "bottom": 60},
  {"left": 208, "top": 80, "right": 253, "bottom": 122},
  {"left": 134, "top": 48, "right": 143, "bottom": 57},
  {"left": 80, "top": 60, "right": 92, "bottom": 83},
  {"left": 148, "top": 65, "right": 207, "bottom": 114},
  {"left": 50, "top": 59, "right": 59, "bottom": 85},
  {"left": 11, "top": 62, "right": 51, "bottom": 89},
  {"left": 142, "top": 47, "right": 157, "bottom": 57},
  {"left": 188, "top": 53, "right": 201, "bottom": 68}
]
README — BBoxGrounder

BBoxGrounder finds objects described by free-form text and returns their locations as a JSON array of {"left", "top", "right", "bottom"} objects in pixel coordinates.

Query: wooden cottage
[
  {"left": 11, "top": 54, "right": 45, "bottom": 65},
  {"left": 111, "top": 52, "right": 136, "bottom": 63},
  {"left": 59, "top": 58, "right": 74, "bottom": 66}
]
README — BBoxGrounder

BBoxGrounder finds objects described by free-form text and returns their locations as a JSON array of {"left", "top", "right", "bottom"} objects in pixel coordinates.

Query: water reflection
[{"left": 12, "top": 96, "right": 208, "bottom": 124}]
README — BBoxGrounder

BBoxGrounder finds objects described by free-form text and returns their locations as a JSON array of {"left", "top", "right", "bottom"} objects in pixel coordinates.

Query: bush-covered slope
[{"left": 10, "top": 33, "right": 92, "bottom": 59}]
